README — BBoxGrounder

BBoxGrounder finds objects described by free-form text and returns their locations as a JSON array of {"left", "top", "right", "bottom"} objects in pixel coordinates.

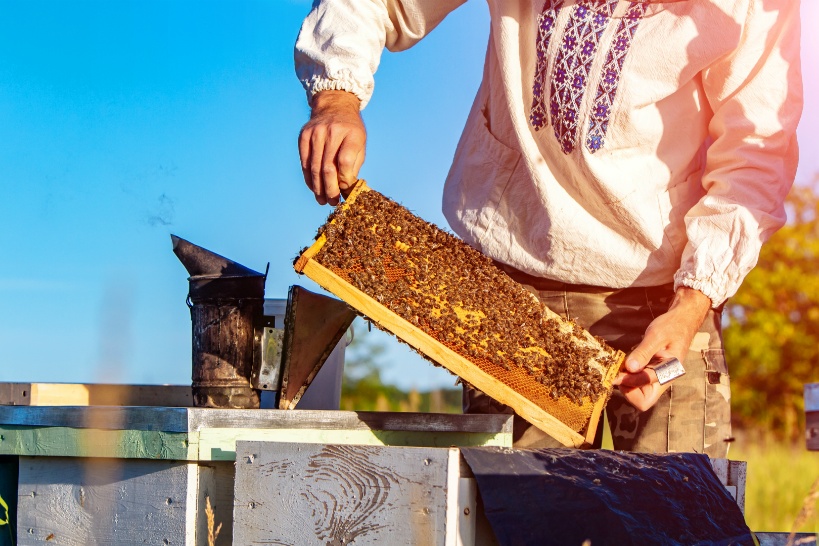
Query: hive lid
[{"left": 278, "top": 285, "right": 356, "bottom": 410}]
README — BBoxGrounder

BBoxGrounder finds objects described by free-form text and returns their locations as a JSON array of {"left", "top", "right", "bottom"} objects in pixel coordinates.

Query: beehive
[{"left": 294, "top": 182, "right": 624, "bottom": 447}]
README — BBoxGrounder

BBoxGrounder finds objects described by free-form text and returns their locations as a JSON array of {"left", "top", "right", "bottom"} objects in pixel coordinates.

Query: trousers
[{"left": 463, "top": 264, "right": 732, "bottom": 458}]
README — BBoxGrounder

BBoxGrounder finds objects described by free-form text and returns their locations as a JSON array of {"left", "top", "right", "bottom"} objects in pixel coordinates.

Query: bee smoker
[
  {"left": 172, "top": 235, "right": 356, "bottom": 410},
  {"left": 172, "top": 235, "right": 264, "bottom": 409}
]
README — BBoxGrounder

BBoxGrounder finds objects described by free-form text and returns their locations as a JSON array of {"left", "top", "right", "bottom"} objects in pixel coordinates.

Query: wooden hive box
[
  {"left": 295, "top": 182, "right": 624, "bottom": 447},
  {"left": 0, "top": 385, "right": 511, "bottom": 546},
  {"left": 233, "top": 441, "right": 487, "bottom": 546}
]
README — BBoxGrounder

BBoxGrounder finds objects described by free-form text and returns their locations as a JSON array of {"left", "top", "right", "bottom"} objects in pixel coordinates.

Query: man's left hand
[{"left": 611, "top": 287, "right": 711, "bottom": 411}]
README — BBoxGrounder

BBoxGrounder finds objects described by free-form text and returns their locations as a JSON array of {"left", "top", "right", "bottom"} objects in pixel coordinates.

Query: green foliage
[
  {"left": 340, "top": 319, "right": 461, "bottom": 413},
  {"left": 725, "top": 178, "right": 819, "bottom": 440},
  {"left": 0, "top": 493, "right": 12, "bottom": 545}
]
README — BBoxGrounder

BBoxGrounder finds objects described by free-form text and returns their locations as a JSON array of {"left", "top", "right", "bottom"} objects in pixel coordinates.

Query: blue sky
[{"left": 1, "top": 1, "right": 816, "bottom": 391}]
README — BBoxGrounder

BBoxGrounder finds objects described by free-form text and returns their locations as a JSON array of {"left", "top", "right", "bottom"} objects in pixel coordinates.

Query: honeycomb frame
[{"left": 295, "top": 181, "right": 624, "bottom": 447}]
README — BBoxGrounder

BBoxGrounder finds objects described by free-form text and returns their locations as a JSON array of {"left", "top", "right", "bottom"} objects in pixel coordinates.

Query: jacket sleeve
[
  {"left": 294, "top": 0, "right": 467, "bottom": 109},
  {"left": 673, "top": 0, "right": 803, "bottom": 307}
]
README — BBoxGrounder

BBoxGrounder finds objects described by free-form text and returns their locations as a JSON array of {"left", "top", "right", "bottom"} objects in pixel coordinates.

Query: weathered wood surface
[
  {"left": 196, "top": 461, "right": 234, "bottom": 546},
  {"left": 16, "top": 456, "right": 194, "bottom": 545},
  {"left": 805, "top": 384, "right": 819, "bottom": 451},
  {"left": 755, "top": 533, "right": 817, "bottom": 546},
  {"left": 0, "top": 408, "right": 512, "bottom": 461},
  {"left": 0, "top": 382, "right": 192, "bottom": 407},
  {"left": 806, "top": 412, "right": 819, "bottom": 452},
  {"left": 0, "top": 406, "right": 511, "bottom": 433},
  {"left": 0, "top": 425, "right": 191, "bottom": 460},
  {"left": 710, "top": 458, "right": 747, "bottom": 514},
  {"left": 234, "top": 442, "right": 466, "bottom": 545},
  {"left": 197, "top": 428, "right": 507, "bottom": 461}
]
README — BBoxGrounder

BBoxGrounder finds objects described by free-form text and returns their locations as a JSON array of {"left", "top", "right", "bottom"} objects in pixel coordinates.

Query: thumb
[{"left": 625, "top": 337, "right": 660, "bottom": 373}]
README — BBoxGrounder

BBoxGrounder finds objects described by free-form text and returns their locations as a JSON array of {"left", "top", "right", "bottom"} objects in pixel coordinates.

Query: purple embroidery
[
  {"left": 586, "top": 2, "right": 647, "bottom": 153},
  {"left": 529, "top": 0, "right": 646, "bottom": 155},
  {"left": 529, "top": 0, "right": 563, "bottom": 130},
  {"left": 549, "top": 0, "right": 618, "bottom": 154}
]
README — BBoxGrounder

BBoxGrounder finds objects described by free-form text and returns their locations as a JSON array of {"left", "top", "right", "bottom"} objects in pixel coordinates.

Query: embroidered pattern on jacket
[
  {"left": 529, "top": 0, "right": 646, "bottom": 154},
  {"left": 529, "top": 0, "right": 564, "bottom": 130},
  {"left": 551, "top": 0, "right": 619, "bottom": 154},
  {"left": 586, "top": 1, "right": 647, "bottom": 153}
]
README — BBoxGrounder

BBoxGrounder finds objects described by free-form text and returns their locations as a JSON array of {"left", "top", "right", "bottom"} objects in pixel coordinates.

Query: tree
[
  {"left": 340, "top": 318, "right": 461, "bottom": 413},
  {"left": 724, "top": 177, "right": 819, "bottom": 440}
]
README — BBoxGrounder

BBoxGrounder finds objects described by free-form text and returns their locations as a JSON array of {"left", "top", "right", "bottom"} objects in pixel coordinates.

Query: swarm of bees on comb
[{"left": 296, "top": 183, "right": 623, "bottom": 437}]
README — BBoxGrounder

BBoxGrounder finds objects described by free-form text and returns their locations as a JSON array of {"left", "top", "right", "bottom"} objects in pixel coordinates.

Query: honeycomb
[{"left": 298, "top": 184, "right": 622, "bottom": 435}]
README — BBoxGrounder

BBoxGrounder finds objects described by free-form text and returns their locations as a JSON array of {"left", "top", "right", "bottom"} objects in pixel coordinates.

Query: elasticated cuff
[
  {"left": 673, "top": 270, "right": 726, "bottom": 309},
  {"left": 302, "top": 74, "right": 372, "bottom": 110}
]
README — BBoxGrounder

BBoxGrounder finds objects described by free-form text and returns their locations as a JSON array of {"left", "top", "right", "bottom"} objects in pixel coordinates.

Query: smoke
[{"left": 146, "top": 192, "right": 175, "bottom": 227}]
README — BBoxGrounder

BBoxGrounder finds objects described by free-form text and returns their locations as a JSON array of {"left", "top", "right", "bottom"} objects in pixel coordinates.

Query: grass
[
  {"left": 205, "top": 496, "right": 222, "bottom": 546},
  {"left": 730, "top": 435, "right": 819, "bottom": 534}
]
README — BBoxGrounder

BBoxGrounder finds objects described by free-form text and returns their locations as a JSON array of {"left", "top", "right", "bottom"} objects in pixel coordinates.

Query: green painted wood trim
[
  {"left": 0, "top": 426, "right": 191, "bottom": 460},
  {"left": 0, "top": 456, "right": 17, "bottom": 546},
  {"left": 0, "top": 425, "right": 512, "bottom": 462},
  {"left": 194, "top": 428, "right": 512, "bottom": 461}
]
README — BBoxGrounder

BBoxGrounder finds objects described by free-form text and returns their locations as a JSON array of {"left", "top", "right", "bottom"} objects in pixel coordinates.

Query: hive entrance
[{"left": 295, "top": 182, "right": 624, "bottom": 447}]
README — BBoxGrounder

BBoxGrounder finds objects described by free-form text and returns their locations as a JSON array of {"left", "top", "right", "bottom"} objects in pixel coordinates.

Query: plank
[
  {"left": 0, "top": 407, "right": 512, "bottom": 461},
  {"left": 0, "top": 382, "right": 192, "bottom": 407},
  {"left": 755, "top": 533, "right": 817, "bottom": 546},
  {"left": 710, "top": 458, "right": 747, "bottom": 514},
  {"left": 196, "top": 428, "right": 509, "bottom": 461},
  {"left": 302, "top": 259, "right": 590, "bottom": 448},
  {"left": 186, "top": 409, "right": 513, "bottom": 435},
  {"left": 234, "top": 442, "right": 456, "bottom": 545},
  {"left": 0, "top": 424, "right": 507, "bottom": 462},
  {"left": 195, "top": 462, "right": 234, "bottom": 546},
  {"left": 0, "top": 408, "right": 512, "bottom": 460},
  {"left": 0, "top": 426, "right": 192, "bottom": 460},
  {"left": 805, "top": 384, "right": 819, "bottom": 412},
  {"left": 456, "top": 477, "right": 478, "bottom": 546},
  {"left": 16, "top": 456, "right": 194, "bottom": 545},
  {"left": 807, "top": 411, "right": 819, "bottom": 451},
  {"left": 805, "top": 385, "right": 819, "bottom": 451},
  {"left": 0, "top": 405, "right": 190, "bottom": 432},
  {"left": 0, "top": 406, "right": 512, "bottom": 435}
]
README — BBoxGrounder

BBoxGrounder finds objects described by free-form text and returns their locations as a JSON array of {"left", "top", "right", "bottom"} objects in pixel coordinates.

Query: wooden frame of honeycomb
[{"left": 295, "top": 181, "right": 624, "bottom": 447}]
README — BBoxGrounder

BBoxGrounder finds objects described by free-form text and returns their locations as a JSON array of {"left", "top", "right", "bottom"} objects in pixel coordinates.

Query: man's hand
[
  {"left": 612, "top": 287, "right": 711, "bottom": 411},
  {"left": 298, "top": 90, "right": 366, "bottom": 206}
]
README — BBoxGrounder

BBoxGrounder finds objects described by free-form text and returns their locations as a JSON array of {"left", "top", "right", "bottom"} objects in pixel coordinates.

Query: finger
[
  {"left": 340, "top": 180, "right": 359, "bottom": 200},
  {"left": 309, "top": 128, "right": 329, "bottom": 205},
  {"left": 339, "top": 148, "right": 365, "bottom": 200},
  {"left": 353, "top": 145, "right": 365, "bottom": 177},
  {"left": 336, "top": 133, "right": 365, "bottom": 190},
  {"left": 620, "top": 382, "right": 668, "bottom": 412},
  {"left": 625, "top": 333, "right": 665, "bottom": 374},
  {"left": 298, "top": 127, "right": 314, "bottom": 189},
  {"left": 614, "top": 367, "right": 659, "bottom": 388},
  {"left": 321, "top": 130, "right": 346, "bottom": 206}
]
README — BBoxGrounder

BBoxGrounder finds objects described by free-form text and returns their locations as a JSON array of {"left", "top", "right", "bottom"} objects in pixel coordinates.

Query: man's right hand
[{"left": 298, "top": 90, "right": 366, "bottom": 206}]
